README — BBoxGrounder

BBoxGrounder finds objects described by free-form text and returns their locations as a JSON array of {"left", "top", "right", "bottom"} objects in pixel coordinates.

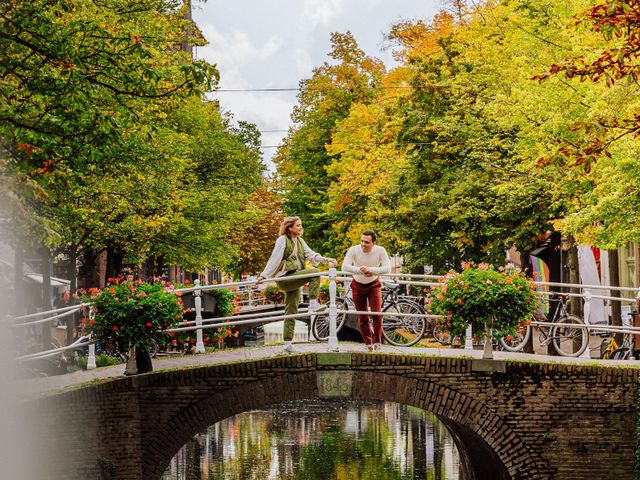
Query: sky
[{"left": 192, "top": 0, "right": 443, "bottom": 169}]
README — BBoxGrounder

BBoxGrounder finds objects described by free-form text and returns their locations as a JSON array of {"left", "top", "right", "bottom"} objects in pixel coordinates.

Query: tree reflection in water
[{"left": 163, "top": 400, "right": 460, "bottom": 480}]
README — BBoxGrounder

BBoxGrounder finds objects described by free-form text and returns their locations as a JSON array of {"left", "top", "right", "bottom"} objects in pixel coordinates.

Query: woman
[{"left": 257, "top": 216, "right": 336, "bottom": 353}]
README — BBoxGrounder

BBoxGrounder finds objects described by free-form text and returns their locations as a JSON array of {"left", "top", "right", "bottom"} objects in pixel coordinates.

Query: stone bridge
[{"left": 25, "top": 348, "right": 639, "bottom": 480}]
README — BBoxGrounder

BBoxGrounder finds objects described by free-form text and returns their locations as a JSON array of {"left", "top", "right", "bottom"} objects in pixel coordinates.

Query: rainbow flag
[{"left": 530, "top": 255, "right": 550, "bottom": 313}]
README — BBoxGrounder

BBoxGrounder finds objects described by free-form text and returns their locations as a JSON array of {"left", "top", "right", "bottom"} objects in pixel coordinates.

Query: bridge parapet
[{"left": 26, "top": 352, "right": 639, "bottom": 480}]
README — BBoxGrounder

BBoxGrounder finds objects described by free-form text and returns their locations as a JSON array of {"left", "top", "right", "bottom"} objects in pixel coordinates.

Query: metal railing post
[
  {"left": 194, "top": 279, "right": 205, "bottom": 353},
  {"left": 465, "top": 324, "right": 473, "bottom": 350},
  {"left": 580, "top": 289, "right": 592, "bottom": 359},
  {"left": 327, "top": 267, "right": 339, "bottom": 352},
  {"left": 635, "top": 291, "right": 640, "bottom": 353},
  {"left": 87, "top": 307, "right": 96, "bottom": 369},
  {"left": 87, "top": 343, "right": 97, "bottom": 370}
]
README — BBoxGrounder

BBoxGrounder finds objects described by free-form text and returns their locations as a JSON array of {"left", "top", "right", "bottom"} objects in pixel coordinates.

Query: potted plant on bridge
[
  {"left": 84, "top": 278, "right": 184, "bottom": 374},
  {"left": 429, "top": 262, "right": 539, "bottom": 359},
  {"left": 171, "top": 286, "right": 239, "bottom": 351},
  {"left": 264, "top": 284, "right": 284, "bottom": 306}
]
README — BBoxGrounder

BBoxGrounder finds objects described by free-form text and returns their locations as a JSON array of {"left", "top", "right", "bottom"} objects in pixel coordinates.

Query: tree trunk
[
  {"left": 520, "top": 249, "right": 534, "bottom": 353},
  {"left": 566, "top": 241, "right": 582, "bottom": 317},
  {"left": 67, "top": 245, "right": 78, "bottom": 346},
  {"left": 155, "top": 255, "right": 165, "bottom": 278},
  {"left": 14, "top": 247, "right": 25, "bottom": 317},
  {"left": 106, "top": 244, "right": 124, "bottom": 280},
  {"left": 41, "top": 246, "right": 52, "bottom": 350},
  {"left": 82, "top": 248, "right": 101, "bottom": 290},
  {"left": 607, "top": 249, "right": 623, "bottom": 344}
]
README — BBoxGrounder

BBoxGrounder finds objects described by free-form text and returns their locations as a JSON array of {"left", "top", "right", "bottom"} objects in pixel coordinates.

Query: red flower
[
  {"left": 113, "top": 325, "right": 118, "bottom": 331},
  {"left": 146, "top": 322, "right": 152, "bottom": 327}
]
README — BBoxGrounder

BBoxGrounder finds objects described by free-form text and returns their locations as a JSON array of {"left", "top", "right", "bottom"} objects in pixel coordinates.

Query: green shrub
[
  {"left": 76, "top": 353, "right": 122, "bottom": 370},
  {"left": 429, "top": 262, "right": 540, "bottom": 339},
  {"left": 83, "top": 280, "right": 183, "bottom": 353},
  {"left": 264, "top": 284, "right": 284, "bottom": 304}
]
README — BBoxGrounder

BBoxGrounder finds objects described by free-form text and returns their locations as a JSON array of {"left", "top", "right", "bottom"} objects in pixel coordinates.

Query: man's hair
[
  {"left": 362, "top": 230, "right": 377, "bottom": 242},
  {"left": 279, "top": 216, "right": 301, "bottom": 236}
]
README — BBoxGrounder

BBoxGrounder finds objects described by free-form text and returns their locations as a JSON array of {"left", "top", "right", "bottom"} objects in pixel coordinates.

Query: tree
[
  {"left": 532, "top": 0, "right": 640, "bottom": 245},
  {"left": 148, "top": 99, "right": 265, "bottom": 272},
  {"left": 226, "top": 185, "right": 284, "bottom": 277},
  {"left": 1, "top": 0, "right": 217, "bottom": 174},
  {"left": 536, "top": 0, "right": 640, "bottom": 170},
  {"left": 1, "top": 0, "right": 281, "bottom": 288},
  {"left": 275, "top": 32, "right": 385, "bottom": 253},
  {"left": 324, "top": 101, "right": 406, "bottom": 255},
  {"left": 377, "top": 0, "right": 618, "bottom": 271}
]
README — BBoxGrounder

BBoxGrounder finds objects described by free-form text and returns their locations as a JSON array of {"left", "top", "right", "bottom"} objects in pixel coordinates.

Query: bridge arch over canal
[{"left": 31, "top": 352, "right": 638, "bottom": 480}]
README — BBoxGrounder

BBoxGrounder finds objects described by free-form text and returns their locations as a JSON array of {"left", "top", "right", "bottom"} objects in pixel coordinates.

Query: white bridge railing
[{"left": 9, "top": 269, "right": 640, "bottom": 369}]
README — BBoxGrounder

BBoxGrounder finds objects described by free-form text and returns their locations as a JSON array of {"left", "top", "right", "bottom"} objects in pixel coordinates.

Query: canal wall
[{"left": 27, "top": 353, "right": 639, "bottom": 480}]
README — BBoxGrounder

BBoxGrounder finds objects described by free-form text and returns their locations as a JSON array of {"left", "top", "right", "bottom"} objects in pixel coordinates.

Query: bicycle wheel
[
  {"left": 382, "top": 301, "right": 426, "bottom": 347},
  {"left": 149, "top": 339, "right": 159, "bottom": 358},
  {"left": 312, "top": 299, "right": 348, "bottom": 341},
  {"left": 612, "top": 347, "right": 630, "bottom": 360},
  {"left": 499, "top": 323, "right": 532, "bottom": 352},
  {"left": 551, "top": 314, "right": 588, "bottom": 357},
  {"left": 431, "top": 326, "right": 451, "bottom": 344}
]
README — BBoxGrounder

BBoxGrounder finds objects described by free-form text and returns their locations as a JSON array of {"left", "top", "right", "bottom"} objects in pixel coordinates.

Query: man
[{"left": 342, "top": 230, "right": 391, "bottom": 351}]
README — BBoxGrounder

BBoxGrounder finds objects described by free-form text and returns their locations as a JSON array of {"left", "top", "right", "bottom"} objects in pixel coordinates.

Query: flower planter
[
  {"left": 429, "top": 263, "right": 540, "bottom": 350},
  {"left": 84, "top": 280, "right": 183, "bottom": 375}
]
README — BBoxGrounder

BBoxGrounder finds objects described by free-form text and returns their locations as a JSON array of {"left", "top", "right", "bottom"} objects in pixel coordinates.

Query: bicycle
[
  {"left": 600, "top": 333, "right": 635, "bottom": 360},
  {"left": 311, "top": 280, "right": 427, "bottom": 347},
  {"left": 499, "top": 293, "right": 589, "bottom": 357},
  {"left": 380, "top": 282, "right": 427, "bottom": 346},
  {"left": 310, "top": 288, "right": 350, "bottom": 341},
  {"left": 432, "top": 324, "right": 519, "bottom": 351}
]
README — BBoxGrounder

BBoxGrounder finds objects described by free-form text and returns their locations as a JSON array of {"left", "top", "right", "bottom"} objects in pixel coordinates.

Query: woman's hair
[{"left": 279, "top": 216, "right": 301, "bottom": 236}]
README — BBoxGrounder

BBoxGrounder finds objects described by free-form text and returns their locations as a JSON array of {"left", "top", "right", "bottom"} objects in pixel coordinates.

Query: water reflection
[{"left": 163, "top": 399, "right": 460, "bottom": 480}]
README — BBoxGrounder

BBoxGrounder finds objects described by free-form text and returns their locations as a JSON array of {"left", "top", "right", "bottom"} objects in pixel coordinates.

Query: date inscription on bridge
[{"left": 317, "top": 371, "right": 352, "bottom": 398}]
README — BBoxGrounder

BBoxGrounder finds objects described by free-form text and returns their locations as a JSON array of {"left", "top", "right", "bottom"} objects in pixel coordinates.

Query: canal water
[{"left": 162, "top": 399, "right": 461, "bottom": 479}]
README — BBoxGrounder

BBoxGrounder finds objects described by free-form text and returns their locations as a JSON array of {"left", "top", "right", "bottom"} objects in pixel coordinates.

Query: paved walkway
[{"left": 16, "top": 341, "right": 640, "bottom": 397}]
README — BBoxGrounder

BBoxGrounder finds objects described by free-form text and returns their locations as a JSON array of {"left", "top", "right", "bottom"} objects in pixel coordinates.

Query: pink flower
[{"left": 486, "top": 280, "right": 493, "bottom": 285}]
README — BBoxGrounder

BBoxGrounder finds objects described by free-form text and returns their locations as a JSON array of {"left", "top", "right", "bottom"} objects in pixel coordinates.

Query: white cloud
[
  {"left": 211, "top": 87, "right": 297, "bottom": 170},
  {"left": 193, "top": 0, "right": 443, "bottom": 170},
  {"left": 302, "top": 0, "right": 345, "bottom": 26},
  {"left": 294, "top": 48, "right": 314, "bottom": 77},
  {"left": 197, "top": 23, "right": 284, "bottom": 72}
]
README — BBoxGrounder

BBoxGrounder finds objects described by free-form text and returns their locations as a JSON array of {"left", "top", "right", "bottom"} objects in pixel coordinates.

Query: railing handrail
[
  {"left": 16, "top": 334, "right": 92, "bottom": 362},
  {"left": 10, "top": 302, "right": 91, "bottom": 322},
  {"left": 11, "top": 270, "right": 640, "bottom": 323},
  {"left": 13, "top": 268, "right": 640, "bottom": 366},
  {"left": 12, "top": 306, "right": 81, "bottom": 328}
]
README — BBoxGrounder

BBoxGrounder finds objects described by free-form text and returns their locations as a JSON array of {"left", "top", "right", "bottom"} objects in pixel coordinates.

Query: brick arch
[
  {"left": 143, "top": 371, "right": 319, "bottom": 480},
  {"left": 144, "top": 370, "right": 545, "bottom": 480},
  {"left": 351, "top": 372, "right": 547, "bottom": 479}
]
